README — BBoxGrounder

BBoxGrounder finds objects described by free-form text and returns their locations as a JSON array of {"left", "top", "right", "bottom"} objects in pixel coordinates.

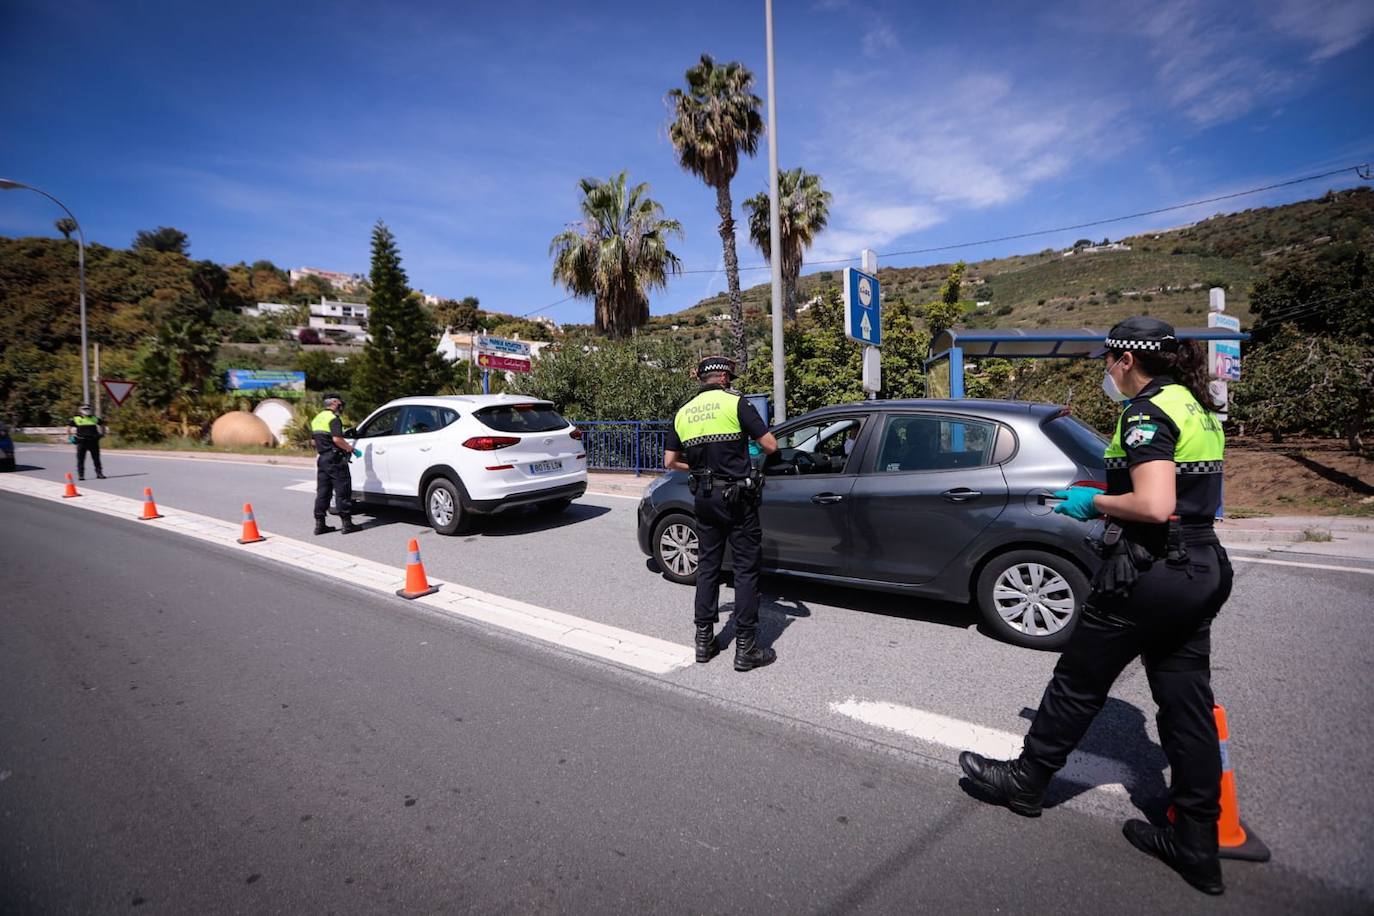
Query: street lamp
[
  {"left": 764, "top": 0, "right": 786, "bottom": 423},
  {"left": 0, "top": 179, "right": 90, "bottom": 405}
]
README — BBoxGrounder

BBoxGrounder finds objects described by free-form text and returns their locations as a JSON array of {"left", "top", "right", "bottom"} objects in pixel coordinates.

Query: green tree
[
  {"left": 54, "top": 217, "right": 77, "bottom": 240},
  {"left": 667, "top": 53, "right": 764, "bottom": 367},
  {"left": 435, "top": 296, "right": 481, "bottom": 331},
  {"left": 549, "top": 172, "right": 682, "bottom": 339},
  {"left": 189, "top": 259, "right": 230, "bottom": 311},
  {"left": 743, "top": 167, "right": 832, "bottom": 320},
  {"left": 134, "top": 317, "right": 217, "bottom": 407},
  {"left": 352, "top": 221, "right": 448, "bottom": 411},
  {"left": 923, "top": 261, "right": 967, "bottom": 338},
  {"left": 133, "top": 226, "right": 190, "bottom": 255},
  {"left": 294, "top": 350, "right": 355, "bottom": 392},
  {"left": 290, "top": 272, "right": 336, "bottom": 305},
  {"left": 525, "top": 336, "right": 700, "bottom": 420},
  {"left": 1250, "top": 244, "right": 1371, "bottom": 345}
]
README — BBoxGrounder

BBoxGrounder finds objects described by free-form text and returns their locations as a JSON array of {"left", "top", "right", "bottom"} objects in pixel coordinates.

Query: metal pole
[
  {"left": 93, "top": 343, "right": 102, "bottom": 416},
  {"left": 0, "top": 180, "right": 90, "bottom": 404},
  {"left": 764, "top": 0, "right": 786, "bottom": 424}
]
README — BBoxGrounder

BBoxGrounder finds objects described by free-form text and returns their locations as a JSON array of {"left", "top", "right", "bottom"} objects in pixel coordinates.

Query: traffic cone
[
  {"left": 236, "top": 503, "right": 265, "bottom": 544},
  {"left": 1168, "top": 704, "right": 1271, "bottom": 862},
  {"left": 396, "top": 537, "right": 439, "bottom": 599},
  {"left": 138, "top": 487, "right": 164, "bottom": 520},
  {"left": 62, "top": 473, "right": 80, "bottom": 498}
]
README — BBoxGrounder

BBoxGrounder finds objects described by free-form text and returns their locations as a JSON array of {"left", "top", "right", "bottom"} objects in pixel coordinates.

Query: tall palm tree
[
  {"left": 667, "top": 54, "right": 763, "bottom": 366},
  {"left": 743, "top": 168, "right": 832, "bottom": 321},
  {"left": 550, "top": 172, "right": 682, "bottom": 339},
  {"left": 54, "top": 217, "right": 77, "bottom": 240}
]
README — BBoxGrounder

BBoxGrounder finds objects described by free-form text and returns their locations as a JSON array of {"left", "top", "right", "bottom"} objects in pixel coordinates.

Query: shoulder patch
[{"left": 1124, "top": 423, "right": 1158, "bottom": 448}]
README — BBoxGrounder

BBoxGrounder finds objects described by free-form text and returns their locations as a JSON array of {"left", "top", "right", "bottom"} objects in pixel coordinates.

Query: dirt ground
[{"left": 1225, "top": 437, "right": 1374, "bottom": 516}]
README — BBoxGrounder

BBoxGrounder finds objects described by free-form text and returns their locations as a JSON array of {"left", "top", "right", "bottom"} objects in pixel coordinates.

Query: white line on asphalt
[
  {"left": 585, "top": 490, "right": 642, "bottom": 501},
  {"left": 1229, "top": 555, "right": 1374, "bottom": 575},
  {"left": 831, "top": 699, "right": 1136, "bottom": 802},
  {"left": 0, "top": 474, "right": 694, "bottom": 675},
  {"left": 23, "top": 445, "right": 308, "bottom": 471},
  {"left": 284, "top": 480, "right": 317, "bottom": 492}
]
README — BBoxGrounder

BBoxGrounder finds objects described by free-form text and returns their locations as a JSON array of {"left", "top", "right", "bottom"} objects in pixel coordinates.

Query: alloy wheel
[
  {"left": 659, "top": 522, "right": 699, "bottom": 577},
  {"left": 992, "top": 562, "right": 1075, "bottom": 637},
  {"left": 429, "top": 488, "right": 455, "bottom": 528}
]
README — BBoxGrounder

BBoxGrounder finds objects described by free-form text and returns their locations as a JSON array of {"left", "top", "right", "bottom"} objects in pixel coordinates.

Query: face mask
[{"left": 1102, "top": 358, "right": 1128, "bottom": 403}]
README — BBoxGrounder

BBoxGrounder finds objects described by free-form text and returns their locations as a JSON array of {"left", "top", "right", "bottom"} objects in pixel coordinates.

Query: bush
[
  {"left": 298, "top": 328, "right": 321, "bottom": 345},
  {"left": 284, "top": 397, "right": 325, "bottom": 450},
  {"left": 109, "top": 399, "right": 176, "bottom": 443}
]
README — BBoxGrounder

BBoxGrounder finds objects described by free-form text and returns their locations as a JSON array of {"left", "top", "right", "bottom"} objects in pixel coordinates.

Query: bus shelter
[{"left": 924, "top": 327, "right": 1250, "bottom": 398}]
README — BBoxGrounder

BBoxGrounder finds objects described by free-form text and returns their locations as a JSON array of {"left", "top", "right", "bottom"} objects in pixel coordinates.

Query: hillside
[{"left": 642, "top": 185, "right": 1374, "bottom": 350}]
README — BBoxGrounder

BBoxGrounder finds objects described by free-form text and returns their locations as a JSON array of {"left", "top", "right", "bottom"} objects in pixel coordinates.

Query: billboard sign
[
  {"left": 225, "top": 370, "right": 308, "bottom": 397},
  {"left": 477, "top": 352, "right": 532, "bottom": 373},
  {"left": 474, "top": 335, "right": 531, "bottom": 356},
  {"left": 1207, "top": 313, "right": 1241, "bottom": 381}
]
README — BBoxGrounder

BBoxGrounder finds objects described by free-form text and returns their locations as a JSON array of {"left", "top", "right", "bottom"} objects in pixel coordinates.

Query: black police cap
[
  {"left": 1091, "top": 316, "right": 1179, "bottom": 358},
  {"left": 696, "top": 356, "right": 738, "bottom": 379}
]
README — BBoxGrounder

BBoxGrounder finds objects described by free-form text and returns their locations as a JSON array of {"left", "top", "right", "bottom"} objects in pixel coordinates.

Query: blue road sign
[{"left": 844, "top": 267, "right": 881, "bottom": 347}]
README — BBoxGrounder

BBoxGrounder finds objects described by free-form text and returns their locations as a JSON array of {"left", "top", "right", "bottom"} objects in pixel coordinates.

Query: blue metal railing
[{"left": 578, "top": 420, "right": 671, "bottom": 475}]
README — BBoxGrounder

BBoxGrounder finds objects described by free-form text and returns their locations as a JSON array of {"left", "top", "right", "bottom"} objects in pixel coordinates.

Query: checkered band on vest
[
  {"left": 1175, "top": 459, "right": 1224, "bottom": 475},
  {"left": 1105, "top": 337, "right": 1172, "bottom": 351},
  {"left": 1105, "top": 456, "right": 1129, "bottom": 469},
  {"left": 681, "top": 432, "right": 743, "bottom": 448}
]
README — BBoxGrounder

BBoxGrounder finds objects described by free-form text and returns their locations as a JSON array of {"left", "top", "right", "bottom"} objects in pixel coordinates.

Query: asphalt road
[{"left": 7, "top": 446, "right": 1374, "bottom": 907}]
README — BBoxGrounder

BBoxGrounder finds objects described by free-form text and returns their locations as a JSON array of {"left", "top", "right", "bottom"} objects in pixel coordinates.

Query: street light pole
[
  {"left": 764, "top": 0, "right": 786, "bottom": 424},
  {"left": 0, "top": 179, "right": 90, "bottom": 405}
]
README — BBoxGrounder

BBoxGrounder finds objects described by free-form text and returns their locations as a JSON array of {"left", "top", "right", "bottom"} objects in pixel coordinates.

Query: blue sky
[{"left": 3, "top": 0, "right": 1372, "bottom": 324}]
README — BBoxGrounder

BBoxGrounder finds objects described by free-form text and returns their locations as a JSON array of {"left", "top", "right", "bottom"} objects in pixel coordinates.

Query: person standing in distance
[
  {"left": 67, "top": 404, "right": 106, "bottom": 480},
  {"left": 664, "top": 357, "right": 779, "bottom": 671},
  {"left": 958, "top": 317, "right": 1233, "bottom": 895},
  {"left": 311, "top": 394, "right": 362, "bottom": 535}
]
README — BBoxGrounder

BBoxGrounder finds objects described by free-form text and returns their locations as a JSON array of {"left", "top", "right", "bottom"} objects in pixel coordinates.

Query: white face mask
[{"left": 1102, "top": 357, "right": 1128, "bottom": 403}]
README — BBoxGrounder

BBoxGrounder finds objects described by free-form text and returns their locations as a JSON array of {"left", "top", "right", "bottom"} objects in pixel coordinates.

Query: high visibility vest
[
  {"left": 72, "top": 415, "right": 101, "bottom": 438},
  {"left": 72, "top": 415, "right": 100, "bottom": 427},
  {"left": 1104, "top": 382, "right": 1224, "bottom": 474},
  {"left": 673, "top": 388, "right": 744, "bottom": 449},
  {"left": 310, "top": 409, "right": 339, "bottom": 435}
]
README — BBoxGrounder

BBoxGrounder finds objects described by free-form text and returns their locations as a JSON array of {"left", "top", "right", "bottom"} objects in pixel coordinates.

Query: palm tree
[
  {"left": 54, "top": 217, "right": 77, "bottom": 240},
  {"left": 550, "top": 172, "right": 683, "bottom": 338},
  {"left": 667, "top": 54, "right": 763, "bottom": 366},
  {"left": 743, "top": 168, "right": 832, "bottom": 321}
]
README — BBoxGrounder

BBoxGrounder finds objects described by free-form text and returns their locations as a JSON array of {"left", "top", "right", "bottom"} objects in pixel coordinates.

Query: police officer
[
  {"left": 959, "top": 317, "right": 1234, "bottom": 896},
  {"left": 664, "top": 357, "right": 779, "bottom": 671},
  {"left": 311, "top": 394, "right": 362, "bottom": 535},
  {"left": 67, "top": 404, "right": 106, "bottom": 480}
]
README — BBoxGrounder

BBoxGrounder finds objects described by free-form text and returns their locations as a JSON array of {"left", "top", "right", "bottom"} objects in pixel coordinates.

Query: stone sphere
[{"left": 210, "top": 411, "right": 275, "bottom": 448}]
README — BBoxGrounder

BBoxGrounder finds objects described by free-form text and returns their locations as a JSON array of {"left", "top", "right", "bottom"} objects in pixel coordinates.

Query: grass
[{"left": 1300, "top": 528, "right": 1335, "bottom": 542}]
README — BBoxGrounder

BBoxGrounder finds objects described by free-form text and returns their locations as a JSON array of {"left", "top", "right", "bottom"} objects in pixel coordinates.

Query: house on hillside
[
  {"left": 241, "top": 301, "right": 297, "bottom": 318},
  {"left": 290, "top": 266, "right": 366, "bottom": 293},
  {"left": 308, "top": 297, "right": 369, "bottom": 343}
]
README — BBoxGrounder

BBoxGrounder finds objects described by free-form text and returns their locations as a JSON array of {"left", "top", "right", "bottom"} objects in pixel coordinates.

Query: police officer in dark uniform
[
  {"left": 664, "top": 357, "right": 779, "bottom": 671},
  {"left": 959, "top": 317, "right": 1234, "bottom": 895},
  {"left": 67, "top": 404, "right": 106, "bottom": 480},
  {"left": 310, "top": 394, "right": 362, "bottom": 535}
]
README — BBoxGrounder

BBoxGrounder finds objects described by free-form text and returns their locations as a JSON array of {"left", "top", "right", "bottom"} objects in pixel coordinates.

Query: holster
[
  {"left": 1088, "top": 522, "right": 1155, "bottom": 599},
  {"left": 688, "top": 470, "right": 713, "bottom": 497}
]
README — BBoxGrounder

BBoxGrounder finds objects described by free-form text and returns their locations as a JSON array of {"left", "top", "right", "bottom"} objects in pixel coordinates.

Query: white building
[
  {"left": 308, "top": 297, "right": 369, "bottom": 342},
  {"left": 290, "top": 266, "right": 366, "bottom": 293},
  {"left": 241, "top": 301, "right": 297, "bottom": 318}
]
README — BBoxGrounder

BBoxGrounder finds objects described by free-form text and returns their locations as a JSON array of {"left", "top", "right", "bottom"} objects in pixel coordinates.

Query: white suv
[{"left": 346, "top": 394, "right": 588, "bottom": 534}]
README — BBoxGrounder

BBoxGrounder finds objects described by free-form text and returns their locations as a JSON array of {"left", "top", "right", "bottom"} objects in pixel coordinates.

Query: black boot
[
  {"left": 958, "top": 751, "right": 1051, "bottom": 817},
  {"left": 313, "top": 518, "right": 335, "bottom": 535},
  {"left": 96, "top": 471, "right": 106, "bottom": 479},
  {"left": 733, "top": 629, "right": 776, "bottom": 672},
  {"left": 1123, "top": 816, "right": 1224, "bottom": 896},
  {"left": 339, "top": 516, "right": 362, "bottom": 535},
  {"left": 695, "top": 624, "right": 719, "bottom": 663}
]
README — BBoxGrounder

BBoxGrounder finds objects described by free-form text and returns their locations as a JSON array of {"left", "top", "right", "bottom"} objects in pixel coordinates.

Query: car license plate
[{"left": 529, "top": 459, "right": 562, "bottom": 475}]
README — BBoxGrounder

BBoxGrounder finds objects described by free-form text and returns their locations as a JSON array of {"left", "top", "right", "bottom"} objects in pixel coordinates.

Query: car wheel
[
  {"left": 976, "top": 549, "right": 1088, "bottom": 650},
  {"left": 652, "top": 512, "right": 699, "bottom": 585},
  {"left": 424, "top": 477, "right": 469, "bottom": 535}
]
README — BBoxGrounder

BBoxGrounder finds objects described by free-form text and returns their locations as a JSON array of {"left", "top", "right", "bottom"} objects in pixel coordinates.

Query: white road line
[
  {"left": 585, "top": 490, "right": 642, "bottom": 501},
  {"left": 23, "top": 445, "right": 308, "bottom": 471},
  {"left": 284, "top": 480, "right": 317, "bottom": 492},
  {"left": 0, "top": 474, "right": 694, "bottom": 675},
  {"left": 1229, "top": 555, "right": 1374, "bottom": 575},
  {"left": 831, "top": 699, "right": 1136, "bottom": 803}
]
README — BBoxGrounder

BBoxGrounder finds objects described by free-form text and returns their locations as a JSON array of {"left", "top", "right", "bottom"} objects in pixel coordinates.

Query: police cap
[
  {"left": 696, "top": 356, "right": 737, "bottom": 380},
  {"left": 1091, "top": 316, "right": 1179, "bottom": 358}
]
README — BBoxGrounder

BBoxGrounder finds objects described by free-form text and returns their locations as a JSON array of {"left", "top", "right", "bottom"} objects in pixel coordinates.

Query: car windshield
[
  {"left": 1044, "top": 414, "right": 1107, "bottom": 468},
  {"left": 476, "top": 403, "right": 569, "bottom": 433}
]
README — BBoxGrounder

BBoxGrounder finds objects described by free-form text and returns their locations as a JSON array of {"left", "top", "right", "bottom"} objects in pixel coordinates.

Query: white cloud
[
  {"left": 861, "top": 24, "right": 899, "bottom": 56},
  {"left": 1270, "top": 0, "right": 1374, "bottom": 61}
]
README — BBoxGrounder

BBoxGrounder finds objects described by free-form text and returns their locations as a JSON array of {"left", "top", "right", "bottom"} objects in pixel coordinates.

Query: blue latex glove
[
  {"left": 68, "top": 435, "right": 77, "bottom": 444},
  {"left": 1052, "top": 486, "right": 1102, "bottom": 521},
  {"left": 352, "top": 448, "right": 363, "bottom": 458}
]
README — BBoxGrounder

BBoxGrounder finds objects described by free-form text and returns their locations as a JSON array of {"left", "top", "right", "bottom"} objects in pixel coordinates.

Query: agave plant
[
  {"left": 744, "top": 167, "right": 831, "bottom": 321},
  {"left": 549, "top": 172, "right": 683, "bottom": 339}
]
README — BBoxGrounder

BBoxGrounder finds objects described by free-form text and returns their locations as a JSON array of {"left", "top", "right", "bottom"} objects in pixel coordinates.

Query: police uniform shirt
[
  {"left": 72, "top": 415, "right": 102, "bottom": 439},
  {"left": 1104, "top": 376, "right": 1224, "bottom": 522},
  {"left": 666, "top": 385, "right": 769, "bottom": 478},
  {"left": 311, "top": 410, "right": 345, "bottom": 454}
]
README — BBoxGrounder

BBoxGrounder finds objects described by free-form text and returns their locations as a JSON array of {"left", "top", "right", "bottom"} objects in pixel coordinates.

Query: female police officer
[{"left": 959, "top": 317, "right": 1234, "bottom": 896}]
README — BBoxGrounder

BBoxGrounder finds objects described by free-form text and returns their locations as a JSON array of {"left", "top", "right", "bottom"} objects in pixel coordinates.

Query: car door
[
  {"left": 349, "top": 405, "right": 403, "bottom": 497},
  {"left": 758, "top": 415, "right": 869, "bottom": 576},
  {"left": 386, "top": 405, "right": 458, "bottom": 495},
  {"left": 846, "top": 411, "right": 1010, "bottom": 585}
]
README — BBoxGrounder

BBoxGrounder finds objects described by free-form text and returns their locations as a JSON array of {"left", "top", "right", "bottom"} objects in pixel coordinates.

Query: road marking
[
  {"left": 831, "top": 699, "right": 1135, "bottom": 802},
  {"left": 585, "top": 490, "right": 642, "bottom": 501},
  {"left": 1229, "top": 555, "right": 1374, "bottom": 575},
  {"left": 23, "top": 445, "right": 308, "bottom": 472},
  {"left": 284, "top": 480, "right": 317, "bottom": 493},
  {"left": 0, "top": 474, "right": 694, "bottom": 675}
]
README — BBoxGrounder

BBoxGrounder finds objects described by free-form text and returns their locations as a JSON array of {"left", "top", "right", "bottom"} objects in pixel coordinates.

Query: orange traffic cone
[
  {"left": 62, "top": 473, "right": 80, "bottom": 498},
  {"left": 236, "top": 503, "right": 266, "bottom": 544},
  {"left": 1168, "top": 704, "right": 1271, "bottom": 862},
  {"left": 138, "top": 487, "right": 164, "bottom": 520},
  {"left": 396, "top": 538, "right": 439, "bottom": 599}
]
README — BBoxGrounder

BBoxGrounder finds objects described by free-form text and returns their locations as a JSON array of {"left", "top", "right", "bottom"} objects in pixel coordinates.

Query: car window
[
  {"left": 770, "top": 417, "right": 863, "bottom": 475},
  {"left": 401, "top": 405, "right": 457, "bottom": 435},
  {"left": 357, "top": 406, "right": 402, "bottom": 438},
  {"left": 871, "top": 415, "right": 997, "bottom": 473},
  {"left": 476, "top": 403, "right": 569, "bottom": 433},
  {"left": 1043, "top": 414, "right": 1107, "bottom": 469}
]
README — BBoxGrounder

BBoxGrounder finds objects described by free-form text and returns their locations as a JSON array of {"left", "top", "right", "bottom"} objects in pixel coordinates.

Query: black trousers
[
  {"left": 693, "top": 490, "right": 762, "bottom": 633},
  {"left": 1023, "top": 543, "right": 1234, "bottom": 823},
  {"left": 314, "top": 453, "right": 353, "bottom": 520},
  {"left": 75, "top": 439, "right": 102, "bottom": 476}
]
